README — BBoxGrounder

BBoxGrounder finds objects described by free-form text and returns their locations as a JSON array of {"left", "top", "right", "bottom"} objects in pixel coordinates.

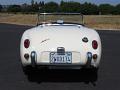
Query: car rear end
[{"left": 20, "top": 25, "right": 101, "bottom": 70}]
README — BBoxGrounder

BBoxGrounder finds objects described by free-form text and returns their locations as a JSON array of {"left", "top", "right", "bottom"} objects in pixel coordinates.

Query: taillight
[
  {"left": 92, "top": 40, "right": 98, "bottom": 49},
  {"left": 24, "top": 39, "right": 30, "bottom": 48}
]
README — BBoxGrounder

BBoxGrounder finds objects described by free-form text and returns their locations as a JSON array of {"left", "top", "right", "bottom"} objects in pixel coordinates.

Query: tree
[
  {"left": 31, "top": 0, "right": 34, "bottom": 6},
  {"left": 7, "top": 5, "right": 21, "bottom": 12},
  {"left": 81, "top": 2, "right": 99, "bottom": 15},
  {"left": 0, "top": 5, "right": 2, "bottom": 12},
  {"left": 99, "top": 4, "right": 114, "bottom": 15},
  {"left": 31, "top": 1, "right": 39, "bottom": 12},
  {"left": 113, "top": 4, "right": 120, "bottom": 15},
  {"left": 44, "top": 2, "right": 59, "bottom": 12},
  {"left": 38, "top": 1, "right": 44, "bottom": 12},
  {"left": 30, "top": 0, "right": 40, "bottom": 12},
  {"left": 21, "top": 3, "right": 31, "bottom": 13},
  {"left": 39, "top": 1, "right": 44, "bottom": 7},
  {"left": 5, "top": 1, "right": 120, "bottom": 15},
  {"left": 60, "top": 1, "right": 81, "bottom": 13}
]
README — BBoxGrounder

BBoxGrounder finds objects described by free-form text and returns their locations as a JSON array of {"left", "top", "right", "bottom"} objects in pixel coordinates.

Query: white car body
[{"left": 20, "top": 23, "right": 102, "bottom": 70}]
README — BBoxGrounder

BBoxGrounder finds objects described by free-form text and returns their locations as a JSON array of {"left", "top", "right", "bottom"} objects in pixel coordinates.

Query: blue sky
[{"left": 0, "top": 0, "right": 120, "bottom": 5}]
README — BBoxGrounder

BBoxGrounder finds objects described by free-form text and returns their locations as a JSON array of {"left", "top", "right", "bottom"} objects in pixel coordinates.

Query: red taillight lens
[
  {"left": 92, "top": 40, "right": 98, "bottom": 49},
  {"left": 24, "top": 39, "right": 30, "bottom": 48}
]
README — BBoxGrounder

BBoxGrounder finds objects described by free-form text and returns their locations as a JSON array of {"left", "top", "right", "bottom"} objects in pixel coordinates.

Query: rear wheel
[
  {"left": 22, "top": 66, "right": 36, "bottom": 75},
  {"left": 89, "top": 67, "right": 98, "bottom": 74},
  {"left": 83, "top": 66, "right": 98, "bottom": 75}
]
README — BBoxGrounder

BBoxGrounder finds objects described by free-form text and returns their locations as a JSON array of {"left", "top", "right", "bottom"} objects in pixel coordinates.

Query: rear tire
[
  {"left": 83, "top": 66, "right": 98, "bottom": 75},
  {"left": 88, "top": 67, "right": 98, "bottom": 77},
  {"left": 22, "top": 66, "right": 35, "bottom": 75}
]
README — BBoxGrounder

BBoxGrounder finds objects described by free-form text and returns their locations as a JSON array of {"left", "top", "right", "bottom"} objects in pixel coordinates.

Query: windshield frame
[{"left": 37, "top": 13, "right": 84, "bottom": 26}]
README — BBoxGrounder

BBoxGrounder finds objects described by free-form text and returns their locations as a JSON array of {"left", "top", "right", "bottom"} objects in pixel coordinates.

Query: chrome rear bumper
[{"left": 30, "top": 51, "right": 93, "bottom": 68}]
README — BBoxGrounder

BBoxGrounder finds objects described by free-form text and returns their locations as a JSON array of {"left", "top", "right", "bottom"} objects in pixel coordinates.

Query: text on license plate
[{"left": 50, "top": 52, "right": 72, "bottom": 63}]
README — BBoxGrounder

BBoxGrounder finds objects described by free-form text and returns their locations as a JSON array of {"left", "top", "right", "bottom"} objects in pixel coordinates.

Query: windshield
[{"left": 37, "top": 13, "right": 84, "bottom": 25}]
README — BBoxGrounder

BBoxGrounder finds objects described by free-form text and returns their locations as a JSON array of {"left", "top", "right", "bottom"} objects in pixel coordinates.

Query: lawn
[{"left": 0, "top": 13, "right": 120, "bottom": 30}]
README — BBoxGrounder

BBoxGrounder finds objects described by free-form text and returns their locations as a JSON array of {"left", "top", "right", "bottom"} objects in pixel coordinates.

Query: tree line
[{"left": 0, "top": 0, "right": 120, "bottom": 15}]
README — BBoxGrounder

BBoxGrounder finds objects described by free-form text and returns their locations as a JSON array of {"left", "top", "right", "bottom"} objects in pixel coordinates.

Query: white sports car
[{"left": 20, "top": 13, "right": 101, "bottom": 74}]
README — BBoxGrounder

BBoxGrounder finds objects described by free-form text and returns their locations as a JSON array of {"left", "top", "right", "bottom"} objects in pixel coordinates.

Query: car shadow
[{"left": 26, "top": 68, "right": 98, "bottom": 85}]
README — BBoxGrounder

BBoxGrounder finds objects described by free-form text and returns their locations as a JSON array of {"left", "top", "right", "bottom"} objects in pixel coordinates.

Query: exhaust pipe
[
  {"left": 86, "top": 52, "right": 92, "bottom": 68},
  {"left": 31, "top": 51, "right": 37, "bottom": 67}
]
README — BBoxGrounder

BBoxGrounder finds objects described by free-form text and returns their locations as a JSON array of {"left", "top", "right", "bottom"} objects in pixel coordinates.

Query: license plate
[{"left": 50, "top": 52, "right": 72, "bottom": 64}]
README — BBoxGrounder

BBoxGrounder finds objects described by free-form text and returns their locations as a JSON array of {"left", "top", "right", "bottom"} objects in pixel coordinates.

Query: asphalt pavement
[{"left": 0, "top": 23, "right": 120, "bottom": 90}]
